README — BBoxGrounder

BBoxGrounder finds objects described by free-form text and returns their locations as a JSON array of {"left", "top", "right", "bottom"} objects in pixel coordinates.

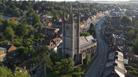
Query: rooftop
[{"left": 79, "top": 35, "right": 96, "bottom": 51}]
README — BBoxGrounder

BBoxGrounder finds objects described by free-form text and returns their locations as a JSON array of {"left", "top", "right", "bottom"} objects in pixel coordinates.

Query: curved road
[{"left": 85, "top": 16, "right": 109, "bottom": 77}]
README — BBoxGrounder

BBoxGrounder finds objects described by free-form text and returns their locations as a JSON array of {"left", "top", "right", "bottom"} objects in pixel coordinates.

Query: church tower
[{"left": 62, "top": 9, "right": 80, "bottom": 64}]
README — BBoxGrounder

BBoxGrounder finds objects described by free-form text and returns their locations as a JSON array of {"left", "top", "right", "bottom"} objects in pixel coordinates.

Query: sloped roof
[
  {"left": 86, "top": 35, "right": 94, "bottom": 41},
  {"left": 115, "top": 66, "right": 125, "bottom": 77},
  {"left": 0, "top": 45, "right": 17, "bottom": 53},
  {"left": 8, "top": 45, "right": 17, "bottom": 52},
  {"left": 0, "top": 47, "right": 6, "bottom": 52},
  {"left": 104, "top": 51, "right": 127, "bottom": 77},
  {"left": 116, "top": 51, "right": 124, "bottom": 62},
  {"left": 0, "top": 47, "right": 6, "bottom": 55},
  {"left": 114, "top": 51, "right": 127, "bottom": 77},
  {"left": 79, "top": 35, "right": 96, "bottom": 51}
]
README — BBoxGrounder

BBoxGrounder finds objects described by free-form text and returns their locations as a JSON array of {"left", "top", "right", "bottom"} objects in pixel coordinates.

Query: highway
[{"left": 85, "top": 16, "right": 109, "bottom": 77}]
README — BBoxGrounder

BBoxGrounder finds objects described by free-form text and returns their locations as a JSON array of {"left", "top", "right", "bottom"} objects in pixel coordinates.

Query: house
[
  {"left": 1, "top": 45, "right": 17, "bottom": 53},
  {"left": 42, "top": 27, "right": 62, "bottom": 52},
  {"left": 80, "top": 17, "right": 92, "bottom": 32},
  {"left": 114, "top": 51, "right": 127, "bottom": 77},
  {"left": 47, "top": 21, "right": 53, "bottom": 27},
  {"left": 128, "top": 53, "right": 138, "bottom": 64},
  {"left": 48, "top": 37, "right": 62, "bottom": 52},
  {"left": 0, "top": 47, "right": 6, "bottom": 62},
  {"left": 53, "top": 19, "right": 63, "bottom": 29},
  {"left": 0, "top": 45, "right": 17, "bottom": 62},
  {"left": 42, "top": 27, "right": 60, "bottom": 38},
  {"left": 103, "top": 51, "right": 127, "bottom": 77},
  {"left": 132, "top": 55, "right": 138, "bottom": 63}
]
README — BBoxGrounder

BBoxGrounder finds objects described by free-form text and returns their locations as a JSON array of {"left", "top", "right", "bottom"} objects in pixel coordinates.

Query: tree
[
  {"left": 20, "top": 1, "right": 31, "bottom": 11},
  {"left": 0, "top": 16, "right": 4, "bottom": 25},
  {"left": 41, "top": 47, "right": 53, "bottom": 70},
  {"left": 73, "top": 67, "right": 83, "bottom": 77},
  {"left": 133, "top": 36, "right": 138, "bottom": 55},
  {"left": 80, "top": 32, "right": 90, "bottom": 36},
  {"left": 88, "top": 23, "right": 95, "bottom": 36},
  {"left": 127, "top": 29, "right": 135, "bottom": 41},
  {"left": 83, "top": 54, "right": 91, "bottom": 65},
  {"left": 34, "top": 46, "right": 53, "bottom": 77},
  {"left": 14, "top": 68, "right": 30, "bottom": 77},
  {"left": 0, "top": 40, "right": 9, "bottom": 46},
  {"left": 22, "top": 38, "right": 33, "bottom": 47},
  {"left": 33, "top": 13, "right": 40, "bottom": 25},
  {"left": 132, "top": 19, "right": 138, "bottom": 26},
  {"left": 26, "top": 9, "right": 41, "bottom": 26},
  {"left": 0, "top": 66, "right": 30, "bottom": 77},
  {"left": 4, "top": 4, "right": 21, "bottom": 17},
  {"left": 15, "top": 23, "right": 31, "bottom": 37},
  {"left": 121, "top": 16, "right": 132, "bottom": 26},
  {"left": 12, "top": 37, "right": 22, "bottom": 46},
  {"left": 3, "top": 19, "right": 18, "bottom": 30},
  {"left": 17, "top": 46, "right": 29, "bottom": 55},
  {"left": 35, "top": 47, "right": 84, "bottom": 77},
  {"left": 0, "top": 66, "right": 13, "bottom": 77},
  {"left": 4, "top": 26, "right": 15, "bottom": 41},
  {"left": 53, "top": 58, "right": 74, "bottom": 77},
  {"left": 7, "top": 18, "right": 18, "bottom": 27}
]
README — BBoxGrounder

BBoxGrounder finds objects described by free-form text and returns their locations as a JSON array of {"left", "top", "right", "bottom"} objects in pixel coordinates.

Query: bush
[{"left": 80, "top": 32, "right": 90, "bottom": 37}]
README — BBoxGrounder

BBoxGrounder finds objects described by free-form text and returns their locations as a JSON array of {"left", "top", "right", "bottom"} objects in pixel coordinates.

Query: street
[{"left": 85, "top": 16, "right": 109, "bottom": 77}]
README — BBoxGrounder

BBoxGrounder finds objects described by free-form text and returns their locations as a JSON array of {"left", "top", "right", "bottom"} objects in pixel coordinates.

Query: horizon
[
  {"left": 15, "top": 0, "right": 132, "bottom": 2},
  {"left": 14, "top": 0, "right": 138, "bottom": 3}
]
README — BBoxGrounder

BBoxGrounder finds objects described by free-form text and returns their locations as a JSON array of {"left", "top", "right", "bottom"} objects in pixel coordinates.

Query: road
[{"left": 85, "top": 16, "right": 109, "bottom": 77}]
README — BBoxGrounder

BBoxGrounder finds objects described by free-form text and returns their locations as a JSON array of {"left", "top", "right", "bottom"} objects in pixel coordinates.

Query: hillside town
[{"left": 0, "top": 0, "right": 138, "bottom": 77}]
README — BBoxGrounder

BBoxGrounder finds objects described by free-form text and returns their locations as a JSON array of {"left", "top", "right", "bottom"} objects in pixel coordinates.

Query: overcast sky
[
  {"left": 48, "top": 0, "right": 126, "bottom": 1},
  {"left": 16, "top": 0, "right": 134, "bottom": 2}
]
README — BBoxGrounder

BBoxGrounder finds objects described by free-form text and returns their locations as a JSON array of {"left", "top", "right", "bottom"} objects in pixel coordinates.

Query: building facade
[
  {"left": 62, "top": 13, "right": 80, "bottom": 64},
  {"left": 62, "top": 12, "right": 97, "bottom": 64}
]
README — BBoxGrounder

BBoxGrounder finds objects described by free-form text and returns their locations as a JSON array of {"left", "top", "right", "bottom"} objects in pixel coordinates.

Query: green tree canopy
[
  {"left": 132, "top": 19, "right": 138, "bottom": 26},
  {"left": 4, "top": 26, "right": 15, "bottom": 41},
  {"left": 15, "top": 23, "right": 31, "bottom": 37},
  {"left": 14, "top": 69, "right": 30, "bottom": 77},
  {"left": 133, "top": 36, "right": 138, "bottom": 55},
  {"left": 0, "top": 66, "right": 13, "bottom": 77},
  {"left": 40, "top": 46, "right": 53, "bottom": 70},
  {"left": 80, "top": 32, "right": 90, "bottom": 37},
  {"left": 52, "top": 57, "right": 83, "bottom": 77},
  {"left": 121, "top": 16, "right": 132, "bottom": 26},
  {"left": 127, "top": 29, "right": 135, "bottom": 40},
  {"left": 33, "top": 13, "right": 40, "bottom": 25},
  {"left": 0, "top": 16, "right": 4, "bottom": 25},
  {"left": 0, "top": 66, "right": 30, "bottom": 77},
  {"left": 53, "top": 58, "right": 74, "bottom": 77}
]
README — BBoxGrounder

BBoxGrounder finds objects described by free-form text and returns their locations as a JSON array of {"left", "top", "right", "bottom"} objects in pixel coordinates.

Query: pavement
[{"left": 85, "top": 16, "right": 109, "bottom": 77}]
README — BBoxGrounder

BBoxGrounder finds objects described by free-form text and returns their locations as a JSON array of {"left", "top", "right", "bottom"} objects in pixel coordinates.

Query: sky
[
  {"left": 45, "top": 0, "right": 130, "bottom": 1},
  {"left": 16, "top": 0, "right": 131, "bottom": 2},
  {"left": 93, "top": 0, "right": 130, "bottom": 1}
]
